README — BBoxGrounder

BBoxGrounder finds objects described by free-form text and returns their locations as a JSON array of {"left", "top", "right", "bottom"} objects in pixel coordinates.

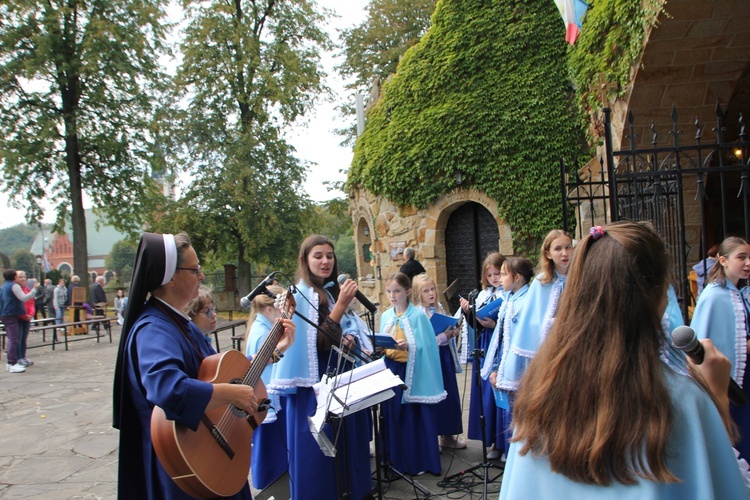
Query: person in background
[
  {"left": 483, "top": 257, "right": 534, "bottom": 459},
  {"left": 43, "top": 278, "right": 55, "bottom": 319},
  {"left": 17, "top": 272, "right": 36, "bottom": 368},
  {"left": 412, "top": 273, "right": 466, "bottom": 451},
  {"left": 92, "top": 275, "right": 108, "bottom": 316},
  {"left": 114, "top": 289, "right": 127, "bottom": 326},
  {"left": 183, "top": 286, "right": 217, "bottom": 347},
  {"left": 691, "top": 236, "right": 750, "bottom": 464},
  {"left": 500, "top": 222, "right": 748, "bottom": 499},
  {"left": 399, "top": 246, "right": 426, "bottom": 282},
  {"left": 460, "top": 252, "right": 507, "bottom": 459},
  {"left": 53, "top": 278, "right": 67, "bottom": 325},
  {"left": 0, "top": 269, "right": 38, "bottom": 373},
  {"left": 379, "top": 272, "right": 446, "bottom": 475},
  {"left": 693, "top": 243, "right": 720, "bottom": 297},
  {"left": 244, "top": 284, "right": 289, "bottom": 491},
  {"left": 33, "top": 278, "right": 46, "bottom": 319}
]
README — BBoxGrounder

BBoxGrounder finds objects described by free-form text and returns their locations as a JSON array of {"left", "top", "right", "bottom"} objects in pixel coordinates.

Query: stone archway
[
  {"left": 610, "top": 1, "right": 750, "bottom": 149},
  {"left": 348, "top": 187, "right": 513, "bottom": 314}
]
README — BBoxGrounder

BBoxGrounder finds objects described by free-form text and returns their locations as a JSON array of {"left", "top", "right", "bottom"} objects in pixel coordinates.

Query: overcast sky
[{"left": 0, "top": 0, "right": 369, "bottom": 230}]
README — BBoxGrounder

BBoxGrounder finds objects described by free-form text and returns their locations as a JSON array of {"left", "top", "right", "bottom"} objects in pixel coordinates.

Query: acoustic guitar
[{"left": 151, "top": 291, "right": 295, "bottom": 498}]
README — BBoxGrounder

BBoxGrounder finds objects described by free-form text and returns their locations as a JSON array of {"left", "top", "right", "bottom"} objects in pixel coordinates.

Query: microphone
[
  {"left": 671, "top": 325, "right": 748, "bottom": 407},
  {"left": 239, "top": 272, "right": 279, "bottom": 309},
  {"left": 337, "top": 274, "right": 378, "bottom": 314}
]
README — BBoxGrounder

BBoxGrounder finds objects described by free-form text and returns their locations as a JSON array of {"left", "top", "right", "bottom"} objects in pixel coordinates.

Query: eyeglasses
[
  {"left": 176, "top": 265, "right": 203, "bottom": 276},
  {"left": 204, "top": 306, "right": 218, "bottom": 319}
]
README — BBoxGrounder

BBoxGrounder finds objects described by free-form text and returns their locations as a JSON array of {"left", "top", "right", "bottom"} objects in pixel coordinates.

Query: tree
[
  {"left": 0, "top": 224, "right": 39, "bottom": 259},
  {"left": 336, "top": 0, "right": 436, "bottom": 143},
  {"left": 11, "top": 249, "right": 35, "bottom": 276},
  {"left": 161, "top": 0, "right": 331, "bottom": 294},
  {"left": 105, "top": 239, "right": 138, "bottom": 284},
  {"left": 0, "top": 0, "right": 173, "bottom": 294},
  {"left": 338, "top": 0, "right": 436, "bottom": 91},
  {"left": 348, "top": 0, "right": 583, "bottom": 249}
]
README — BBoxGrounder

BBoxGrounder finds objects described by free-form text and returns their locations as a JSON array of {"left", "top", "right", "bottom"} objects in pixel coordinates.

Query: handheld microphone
[
  {"left": 337, "top": 274, "right": 378, "bottom": 313},
  {"left": 671, "top": 325, "right": 748, "bottom": 407},
  {"left": 239, "top": 271, "right": 279, "bottom": 309}
]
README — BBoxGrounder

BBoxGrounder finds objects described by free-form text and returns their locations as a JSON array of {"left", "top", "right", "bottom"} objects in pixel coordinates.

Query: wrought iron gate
[{"left": 561, "top": 105, "right": 750, "bottom": 320}]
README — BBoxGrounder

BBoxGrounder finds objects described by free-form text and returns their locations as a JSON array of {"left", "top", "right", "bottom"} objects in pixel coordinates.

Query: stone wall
[{"left": 349, "top": 187, "right": 513, "bottom": 314}]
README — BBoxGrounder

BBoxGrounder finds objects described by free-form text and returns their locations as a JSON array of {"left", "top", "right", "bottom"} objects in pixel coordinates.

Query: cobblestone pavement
[{"left": 0, "top": 324, "right": 504, "bottom": 499}]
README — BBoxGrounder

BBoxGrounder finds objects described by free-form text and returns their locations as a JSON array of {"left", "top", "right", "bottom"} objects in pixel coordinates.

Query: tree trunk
[{"left": 236, "top": 237, "right": 252, "bottom": 298}]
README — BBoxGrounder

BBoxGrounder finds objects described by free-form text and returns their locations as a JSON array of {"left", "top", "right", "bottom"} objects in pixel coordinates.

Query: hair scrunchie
[{"left": 589, "top": 226, "right": 606, "bottom": 240}]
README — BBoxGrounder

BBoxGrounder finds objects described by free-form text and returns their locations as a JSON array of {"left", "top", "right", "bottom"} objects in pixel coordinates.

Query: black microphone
[
  {"left": 671, "top": 325, "right": 748, "bottom": 407},
  {"left": 239, "top": 271, "right": 279, "bottom": 309},
  {"left": 337, "top": 274, "right": 378, "bottom": 314}
]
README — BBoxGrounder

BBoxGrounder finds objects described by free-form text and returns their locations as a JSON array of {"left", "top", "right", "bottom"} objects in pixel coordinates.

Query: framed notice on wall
[{"left": 390, "top": 241, "right": 406, "bottom": 261}]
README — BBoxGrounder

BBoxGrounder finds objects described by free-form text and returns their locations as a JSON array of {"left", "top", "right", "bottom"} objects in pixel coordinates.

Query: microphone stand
[
  {"left": 293, "top": 306, "right": 374, "bottom": 499},
  {"left": 442, "top": 291, "right": 503, "bottom": 496}
]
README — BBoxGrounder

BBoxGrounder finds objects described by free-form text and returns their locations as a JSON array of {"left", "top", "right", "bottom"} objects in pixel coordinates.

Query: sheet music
[{"left": 310, "top": 358, "right": 403, "bottom": 435}]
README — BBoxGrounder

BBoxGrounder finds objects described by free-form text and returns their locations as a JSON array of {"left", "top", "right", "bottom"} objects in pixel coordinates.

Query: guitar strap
[{"left": 153, "top": 298, "right": 207, "bottom": 362}]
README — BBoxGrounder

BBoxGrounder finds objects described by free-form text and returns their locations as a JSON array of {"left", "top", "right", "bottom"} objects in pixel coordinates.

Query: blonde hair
[
  {"left": 411, "top": 273, "right": 442, "bottom": 311},
  {"left": 245, "top": 285, "right": 285, "bottom": 345}
]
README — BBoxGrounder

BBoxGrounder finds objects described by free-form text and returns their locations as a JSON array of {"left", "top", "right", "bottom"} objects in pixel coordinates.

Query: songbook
[
  {"left": 476, "top": 296, "right": 504, "bottom": 321},
  {"left": 373, "top": 333, "right": 399, "bottom": 348},
  {"left": 310, "top": 358, "right": 403, "bottom": 439},
  {"left": 429, "top": 313, "right": 459, "bottom": 335}
]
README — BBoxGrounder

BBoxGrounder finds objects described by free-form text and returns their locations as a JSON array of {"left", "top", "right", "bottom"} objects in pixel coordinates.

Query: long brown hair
[
  {"left": 706, "top": 236, "right": 750, "bottom": 288},
  {"left": 536, "top": 229, "right": 571, "bottom": 284},
  {"left": 512, "top": 222, "right": 675, "bottom": 485},
  {"left": 295, "top": 234, "right": 340, "bottom": 307},
  {"left": 480, "top": 252, "right": 506, "bottom": 288}
]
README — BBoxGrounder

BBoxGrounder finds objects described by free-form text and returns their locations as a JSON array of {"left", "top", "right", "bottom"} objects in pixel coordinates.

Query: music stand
[{"left": 310, "top": 356, "right": 403, "bottom": 498}]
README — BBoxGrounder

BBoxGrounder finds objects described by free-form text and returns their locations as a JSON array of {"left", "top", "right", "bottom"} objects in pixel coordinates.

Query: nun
[{"left": 112, "top": 232, "right": 294, "bottom": 498}]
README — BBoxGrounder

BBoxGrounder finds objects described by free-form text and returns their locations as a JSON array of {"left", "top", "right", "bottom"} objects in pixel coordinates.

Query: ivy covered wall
[{"left": 348, "top": 0, "right": 583, "bottom": 246}]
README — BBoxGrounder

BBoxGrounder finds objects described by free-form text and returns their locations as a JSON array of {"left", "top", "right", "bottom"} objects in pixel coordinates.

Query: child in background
[
  {"left": 691, "top": 236, "right": 750, "bottom": 463},
  {"left": 244, "top": 285, "right": 288, "bottom": 491},
  {"left": 506, "top": 230, "right": 572, "bottom": 381},
  {"left": 482, "top": 257, "right": 534, "bottom": 459},
  {"left": 412, "top": 273, "right": 466, "bottom": 450},
  {"left": 459, "top": 252, "right": 506, "bottom": 459},
  {"left": 379, "top": 272, "right": 446, "bottom": 475},
  {"left": 500, "top": 222, "right": 746, "bottom": 498},
  {"left": 184, "top": 286, "right": 217, "bottom": 347}
]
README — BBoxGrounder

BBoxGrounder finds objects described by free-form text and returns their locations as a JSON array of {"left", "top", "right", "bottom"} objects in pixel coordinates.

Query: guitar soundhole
[{"left": 231, "top": 406, "right": 248, "bottom": 419}]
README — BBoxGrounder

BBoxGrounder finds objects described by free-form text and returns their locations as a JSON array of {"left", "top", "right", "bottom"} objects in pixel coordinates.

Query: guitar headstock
[{"left": 274, "top": 290, "right": 296, "bottom": 319}]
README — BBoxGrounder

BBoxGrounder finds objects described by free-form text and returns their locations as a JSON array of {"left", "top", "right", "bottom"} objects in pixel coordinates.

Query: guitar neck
[{"left": 243, "top": 313, "right": 287, "bottom": 386}]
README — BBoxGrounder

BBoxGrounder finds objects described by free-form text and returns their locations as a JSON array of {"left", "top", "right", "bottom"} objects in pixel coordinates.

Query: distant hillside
[{"left": 0, "top": 224, "right": 44, "bottom": 258}]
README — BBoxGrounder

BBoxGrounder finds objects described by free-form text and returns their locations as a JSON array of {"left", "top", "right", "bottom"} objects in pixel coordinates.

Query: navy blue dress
[{"left": 117, "top": 300, "right": 252, "bottom": 499}]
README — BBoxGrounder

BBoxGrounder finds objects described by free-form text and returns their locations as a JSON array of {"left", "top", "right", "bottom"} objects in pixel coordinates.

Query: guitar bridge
[{"left": 201, "top": 414, "right": 235, "bottom": 459}]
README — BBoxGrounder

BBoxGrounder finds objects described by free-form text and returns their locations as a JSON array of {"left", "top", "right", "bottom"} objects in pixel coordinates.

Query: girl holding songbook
[
  {"left": 482, "top": 257, "right": 534, "bottom": 457},
  {"left": 500, "top": 222, "right": 747, "bottom": 498},
  {"left": 244, "top": 285, "right": 288, "bottom": 491},
  {"left": 267, "top": 235, "right": 371, "bottom": 499},
  {"left": 459, "top": 252, "right": 506, "bottom": 458},
  {"left": 412, "top": 273, "right": 466, "bottom": 450},
  {"left": 379, "top": 272, "right": 446, "bottom": 475},
  {"left": 691, "top": 236, "right": 750, "bottom": 463}
]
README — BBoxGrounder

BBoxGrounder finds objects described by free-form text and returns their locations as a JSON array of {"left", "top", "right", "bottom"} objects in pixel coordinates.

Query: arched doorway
[{"left": 444, "top": 202, "right": 499, "bottom": 313}]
